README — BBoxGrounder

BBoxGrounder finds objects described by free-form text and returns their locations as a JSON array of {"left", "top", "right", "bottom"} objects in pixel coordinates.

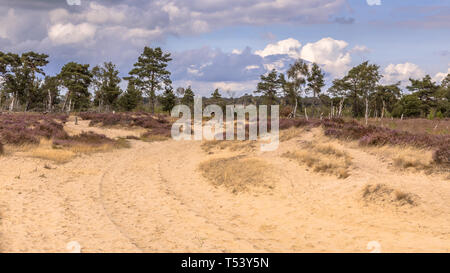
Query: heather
[
  {"left": 79, "top": 112, "right": 172, "bottom": 138},
  {"left": 322, "top": 119, "right": 450, "bottom": 166},
  {"left": 0, "top": 113, "right": 123, "bottom": 149},
  {"left": 277, "top": 117, "right": 449, "bottom": 165},
  {"left": 0, "top": 113, "right": 69, "bottom": 145}
]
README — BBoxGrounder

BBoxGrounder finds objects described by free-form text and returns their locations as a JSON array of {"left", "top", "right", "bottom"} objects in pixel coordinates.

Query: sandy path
[{"left": 1, "top": 122, "right": 449, "bottom": 252}]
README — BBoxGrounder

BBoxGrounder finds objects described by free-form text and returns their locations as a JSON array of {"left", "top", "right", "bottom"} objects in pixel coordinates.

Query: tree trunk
[
  {"left": 290, "top": 97, "right": 298, "bottom": 119},
  {"left": 62, "top": 91, "right": 71, "bottom": 112},
  {"left": 304, "top": 107, "right": 308, "bottom": 121},
  {"left": 9, "top": 92, "right": 16, "bottom": 111},
  {"left": 67, "top": 98, "right": 72, "bottom": 113},
  {"left": 338, "top": 97, "right": 344, "bottom": 117},
  {"left": 381, "top": 100, "right": 386, "bottom": 120},
  {"left": 47, "top": 90, "right": 52, "bottom": 112},
  {"left": 365, "top": 97, "right": 369, "bottom": 125}
]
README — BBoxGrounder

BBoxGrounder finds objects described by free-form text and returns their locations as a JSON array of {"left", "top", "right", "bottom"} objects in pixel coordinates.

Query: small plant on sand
[
  {"left": 282, "top": 142, "right": 352, "bottom": 179},
  {"left": 199, "top": 156, "right": 275, "bottom": 193},
  {"left": 362, "top": 183, "right": 419, "bottom": 207}
]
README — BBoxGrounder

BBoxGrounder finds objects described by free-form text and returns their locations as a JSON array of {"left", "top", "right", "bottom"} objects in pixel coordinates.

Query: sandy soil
[{"left": 1, "top": 121, "right": 449, "bottom": 252}]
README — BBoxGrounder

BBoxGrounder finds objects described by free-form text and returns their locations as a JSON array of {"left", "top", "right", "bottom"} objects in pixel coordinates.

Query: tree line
[{"left": 0, "top": 47, "right": 449, "bottom": 120}]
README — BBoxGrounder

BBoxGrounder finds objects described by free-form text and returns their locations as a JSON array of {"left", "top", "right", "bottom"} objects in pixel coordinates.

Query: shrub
[
  {"left": 321, "top": 118, "right": 449, "bottom": 165},
  {"left": 433, "top": 146, "right": 450, "bottom": 165}
]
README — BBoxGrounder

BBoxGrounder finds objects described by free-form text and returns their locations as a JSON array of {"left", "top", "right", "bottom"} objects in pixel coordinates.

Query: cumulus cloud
[
  {"left": 383, "top": 62, "right": 425, "bottom": 84},
  {"left": 351, "top": 45, "right": 370, "bottom": 54},
  {"left": 213, "top": 81, "right": 258, "bottom": 95},
  {"left": 48, "top": 23, "right": 96, "bottom": 45},
  {"left": 255, "top": 38, "right": 302, "bottom": 59},
  {"left": 433, "top": 68, "right": 450, "bottom": 83},
  {"left": 0, "top": 9, "right": 17, "bottom": 40},
  {"left": 300, "top": 37, "right": 351, "bottom": 77},
  {"left": 0, "top": 0, "right": 348, "bottom": 69}
]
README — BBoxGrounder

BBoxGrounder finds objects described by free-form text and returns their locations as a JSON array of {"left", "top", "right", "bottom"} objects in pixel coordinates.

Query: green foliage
[
  {"left": 212, "top": 88, "right": 222, "bottom": 99},
  {"left": 307, "top": 63, "right": 325, "bottom": 98},
  {"left": 396, "top": 94, "right": 423, "bottom": 117},
  {"left": 126, "top": 47, "right": 172, "bottom": 113},
  {"left": 118, "top": 82, "right": 143, "bottom": 111},
  {"left": 406, "top": 75, "right": 439, "bottom": 116},
  {"left": 92, "top": 62, "right": 122, "bottom": 111},
  {"left": 59, "top": 62, "right": 92, "bottom": 112},
  {"left": 40, "top": 76, "right": 60, "bottom": 112},
  {"left": 181, "top": 86, "right": 195, "bottom": 106},
  {"left": 370, "top": 82, "right": 401, "bottom": 116},
  {"left": 159, "top": 86, "right": 176, "bottom": 112},
  {"left": 255, "top": 69, "right": 284, "bottom": 105},
  {"left": 0, "top": 51, "right": 49, "bottom": 111},
  {"left": 330, "top": 61, "right": 382, "bottom": 117}
]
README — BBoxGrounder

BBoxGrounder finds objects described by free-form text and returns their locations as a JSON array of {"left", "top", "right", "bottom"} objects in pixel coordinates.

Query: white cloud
[
  {"left": 0, "top": 9, "right": 19, "bottom": 40},
  {"left": 255, "top": 38, "right": 302, "bottom": 58},
  {"left": 351, "top": 45, "right": 370, "bottom": 54},
  {"left": 383, "top": 62, "right": 425, "bottom": 84},
  {"left": 300, "top": 37, "right": 351, "bottom": 77},
  {"left": 245, "top": 65, "right": 260, "bottom": 70},
  {"left": 213, "top": 81, "right": 258, "bottom": 95},
  {"left": 433, "top": 68, "right": 450, "bottom": 83},
  {"left": 366, "top": 0, "right": 381, "bottom": 6},
  {"left": 262, "top": 59, "right": 286, "bottom": 71},
  {"left": 81, "top": 3, "right": 126, "bottom": 24},
  {"left": 48, "top": 23, "right": 96, "bottom": 45}
]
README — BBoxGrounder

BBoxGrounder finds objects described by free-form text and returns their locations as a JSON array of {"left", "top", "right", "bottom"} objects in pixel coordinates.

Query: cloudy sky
[{"left": 0, "top": 0, "right": 449, "bottom": 96}]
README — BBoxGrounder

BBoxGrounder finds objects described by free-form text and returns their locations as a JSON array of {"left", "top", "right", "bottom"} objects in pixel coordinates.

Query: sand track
[{"left": 1, "top": 122, "right": 449, "bottom": 252}]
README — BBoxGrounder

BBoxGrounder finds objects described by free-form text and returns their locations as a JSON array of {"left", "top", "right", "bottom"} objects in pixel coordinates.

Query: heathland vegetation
[
  {"left": 1, "top": 46, "right": 449, "bottom": 253},
  {"left": 1, "top": 47, "right": 449, "bottom": 120},
  {"left": 0, "top": 46, "right": 449, "bottom": 166}
]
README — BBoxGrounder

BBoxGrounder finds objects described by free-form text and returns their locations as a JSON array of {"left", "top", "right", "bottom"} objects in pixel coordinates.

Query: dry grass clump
[
  {"left": 280, "top": 127, "right": 305, "bottom": 142},
  {"left": 393, "top": 155, "right": 431, "bottom": 171},
  {"left": 201, "top": 140, "right": 256, "bottom": 154},
  {"left": 362, "top": 183, "right": 419, "bottom": 207},
  {"left": 139, "top": 128, "right": 172, "bottom": 142},
  {"left": 28, "top": 134, "right": 130, "bottom": 163},
  {"left": 0, "top": 141, "right": 4, "bottom": 155},
  {"left": 30, "top": 140, "right": 76, "bottom": 163},
  {"left": 282, "top": 142, "right": 352, "bottom": 179},
  {"left": 199, "top": 156, "right": 275, "bottom": 193},
  {"left": 362, "top": 144, "right": 435, "bottom": 172}
]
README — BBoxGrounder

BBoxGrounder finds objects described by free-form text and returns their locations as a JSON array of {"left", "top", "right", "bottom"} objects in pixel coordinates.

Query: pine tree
[
  {"left": 59, "top": 62, "right": 92, "bottom": 112},
  {"left": 255, "top": 69, "right": 284, "bottom": 105},
  {"left": 118, "top": 82, "right": 143, "bottom": 111},
  {"left": 407, "top": 75, "right": 439, "bottom": 116},
  {"left": 307, "top": 63, "right": 325, "bottom": 117},
  {"left": 181, "top": 86, "right": 195, "bottom": 107},
  {"left": 126, "top": 47, "right": 172, "bottom": 113},
  {"left": 92, "top": 62, "right": 122, "bottom": 111},
  {"left": 159, "top": 86, "right": 176, "bottom": 112}
]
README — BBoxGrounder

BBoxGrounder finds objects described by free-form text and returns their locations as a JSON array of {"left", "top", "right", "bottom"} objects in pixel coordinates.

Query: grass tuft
[{"left": 199, "top": 156, "right": 275, "bottom": 193}]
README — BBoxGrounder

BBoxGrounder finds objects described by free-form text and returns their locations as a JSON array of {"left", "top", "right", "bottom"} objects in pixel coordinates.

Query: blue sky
[{"left": 0, "top": 0, "right": 448, "bottom": 96}]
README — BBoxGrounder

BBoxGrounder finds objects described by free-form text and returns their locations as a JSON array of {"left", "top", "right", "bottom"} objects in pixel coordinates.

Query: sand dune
[{"left": 1, "top": 121, "right": 449, "bottom": 252}]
